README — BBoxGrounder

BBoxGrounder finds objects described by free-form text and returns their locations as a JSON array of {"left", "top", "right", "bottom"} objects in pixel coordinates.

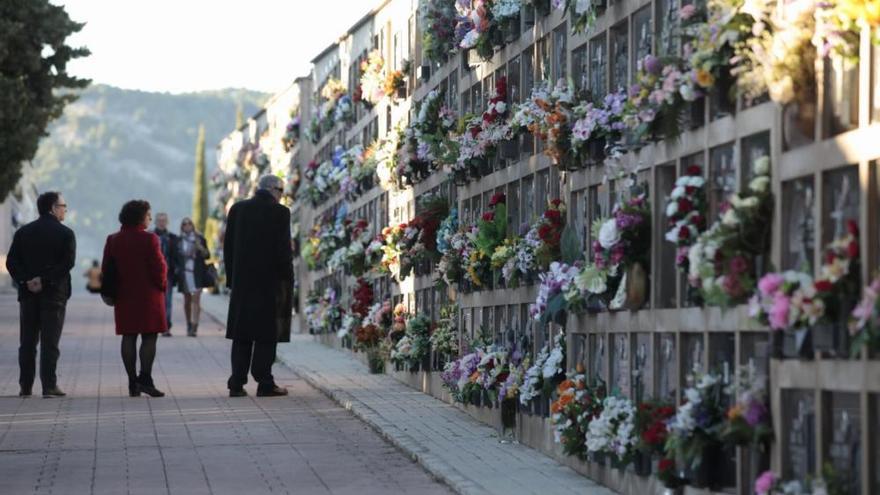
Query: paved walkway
[
  {"left": 203, "top": 294, "right": 616, "bottom": 495},
  {"left": 0, "top": 293, "right": 452, "bottom": 495}
]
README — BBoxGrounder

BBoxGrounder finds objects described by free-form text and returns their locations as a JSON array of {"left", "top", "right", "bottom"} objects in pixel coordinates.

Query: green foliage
[
  {"left": 0, "top": 0, "right": 90, "bottom": 201},
  {"left": 560, "top": 225, "right": 581, "bottom": 265},
  {"left": 192, "top": 124, "right": 207, "bottom": 234}
]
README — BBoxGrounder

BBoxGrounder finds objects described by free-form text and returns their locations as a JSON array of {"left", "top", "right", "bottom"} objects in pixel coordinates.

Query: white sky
[{"left": 55, "top": 0, "right": 372, "bottom": 94}]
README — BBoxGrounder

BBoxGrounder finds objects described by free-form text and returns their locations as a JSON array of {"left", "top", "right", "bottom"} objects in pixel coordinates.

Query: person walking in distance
[
  {"left": 102, "top": 200, "right": 167, "bottom": 397},
  {"left": 177, "top": 217, "right": 209, "bottom": 337},
  {"left": 151, "top": 212, "right": 178, "bottom": 336},
  {"left": 224, "top": 175, "right": 293, "bottom": 397},
  {"left": 83, "top": 260, "right": 102, "bottom": 294},
  {"left": 6, "top": 191, "right": 76, "bottom": 397}
]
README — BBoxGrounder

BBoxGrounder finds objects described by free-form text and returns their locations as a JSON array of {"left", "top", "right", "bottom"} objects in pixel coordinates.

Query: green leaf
[{"left": 561, "top": 225, "right": 582, "bottom": 264}]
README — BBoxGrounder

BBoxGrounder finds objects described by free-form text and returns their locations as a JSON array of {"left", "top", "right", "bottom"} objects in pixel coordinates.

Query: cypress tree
[{"left": 192, "top": 124, "right": 208, "bottom": 234}]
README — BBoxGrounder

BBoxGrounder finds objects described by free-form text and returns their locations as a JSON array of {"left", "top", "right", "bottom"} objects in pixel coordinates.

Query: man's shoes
[
  {"left": 42, "top": 387, "right": 66, "bottom": 398},
  {"left": 256, "top": 385, "right": 288, "bottom": 397},
  {"left": 19, "top": 388, "right": 32, "bottom": 397},
  {"left": 229, "top": 388, "right": 247, "bottom": 398}
]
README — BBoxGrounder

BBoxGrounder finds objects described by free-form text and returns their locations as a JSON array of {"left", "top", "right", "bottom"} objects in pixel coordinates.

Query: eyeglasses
[{"left": 54, "top": 203, "right": 68, "bottom": 209}]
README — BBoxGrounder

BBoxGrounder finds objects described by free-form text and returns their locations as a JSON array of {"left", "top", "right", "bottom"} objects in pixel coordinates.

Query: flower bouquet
[
  {"left": 550, "top": 370, "right": 605, "bottom": 460},
  {"left": 519, "top": 332, "right": 566, "bottom": 406},
  {"left": 359, "top": 50, "right": 386, "bottom": 106},
  {"left": 849, "top": 274, "right": 880, "bottom": 356},
  {"left": 586, "top": 396, "right": 638, "bottom": 467},
  {"left": 591, "top": 191, "right": 651, "bottom": 310},
  {"left": 688, "top": 155, "right": 773, "bottom": 307},
  {"left": 665, "top": 165, "right": 707, "bottom": 274},
  {"left": 455, "top": 0, "right": 501, "bottom": 60},
  {"left": 529, "top": 261, "right": 582, "bottom": 323},
  {"left": 634, "top": 399, "right": 676, "bottom": 476},
  {"left": 749, "top": 270, "right": 824, "bottom": 357},
  {"left": 391, "top": 314, "right": 432, "bottom": 371},
  {"left": 556, "top": 0, "right": 599, "bottom": 35},
  {"left": 665, "top": 370, "right": 729, "bottom": 490},
  {"left": 281, "top": 113, "right": 300, "bottom": 152},
  {"left": 430, "top": 304, "right": 459, "bottom": 363},
  {"left": 622, "top": 55, "right": 694, "bottom": 147},
  {"left": 420, "top": 0, "right": 458, "bottom": 64},
  {"left": 812, "top": 222, "right": 861, "bottom": 355},
  {"left": 721, "top": 363, "right": 772, "bottom": 448}
]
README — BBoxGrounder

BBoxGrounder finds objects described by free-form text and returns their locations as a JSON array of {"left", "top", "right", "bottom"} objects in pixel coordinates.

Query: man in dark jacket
[
  {"left": 6, "top": 191, "right": 76, "bottom": 397},
  {"left": 223, "top": 175, "right": 293, "bottom": 397},
  {"left": 151, "top": 212, "right": 178, "bottom": 336}
]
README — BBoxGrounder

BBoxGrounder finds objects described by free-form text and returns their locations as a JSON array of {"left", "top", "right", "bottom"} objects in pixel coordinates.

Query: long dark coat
[
  {"left": 223, "top": 190, "right": 293, "bottom": 343},
  {"left": 102, "top": 225, "right": 168, "bottom": 335}
]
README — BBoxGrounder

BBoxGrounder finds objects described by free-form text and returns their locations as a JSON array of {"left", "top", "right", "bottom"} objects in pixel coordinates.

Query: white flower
[
  {"left": 598, "top": 219, "right": 620, "bottom": 249},
  {"left": 721, "top": 208, "right": 739, "bottom": 226},
  {"left": 749, "top": 175, "right": 770, "bottom": 193},
  {"left": 687, "top": 176, "right": 705, "bottom": 188},
  {"left": 665, "top": 201, "right": 679, "bottom": 218},
  {"left": 753, "top": 156, "right": 770, "bottom": 176}
]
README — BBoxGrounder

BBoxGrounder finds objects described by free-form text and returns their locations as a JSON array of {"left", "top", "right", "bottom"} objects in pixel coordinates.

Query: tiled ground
[
  {"left": 203, "top": 294, "right": 617, "bottom": 495},
  {"left": 0, "top": 293, "right": 452, "bottom": 495}
]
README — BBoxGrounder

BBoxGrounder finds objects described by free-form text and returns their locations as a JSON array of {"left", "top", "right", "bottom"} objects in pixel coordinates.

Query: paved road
[{"left": 0, "top": 293, "right": 452, "bottom": 495}]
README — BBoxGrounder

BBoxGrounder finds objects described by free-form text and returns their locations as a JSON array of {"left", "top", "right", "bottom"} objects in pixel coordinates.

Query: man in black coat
[
  {"left": 223, "top": 175, "right": 293, "bottom": 397},
  {"left": 151, "top": 212, "right": 178, "bottom": 336},
  {"left": 6, "top": 191, "right": 76, "bottom": 397}
]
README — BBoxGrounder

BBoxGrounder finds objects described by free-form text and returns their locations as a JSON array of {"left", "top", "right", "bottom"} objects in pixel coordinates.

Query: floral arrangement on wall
[
  {"left": 665, "top": 164, "right": 707, "bottom": 272},
  {"left": 359, "top": 50, "right": 386, "bottom": 107},
  {"left": 281, "top": 111, "right": 300, "bottom": 152},
  {"left": 687, "top": 155, "right": 772, "bottom": 307}
]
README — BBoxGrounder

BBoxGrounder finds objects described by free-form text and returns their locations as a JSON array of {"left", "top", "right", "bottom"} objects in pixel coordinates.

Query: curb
[{"left": 287, "top": 361, "right": 489, "bottom": 495}]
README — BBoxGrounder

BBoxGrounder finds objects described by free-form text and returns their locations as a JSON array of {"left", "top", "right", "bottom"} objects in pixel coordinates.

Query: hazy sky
[{"left": 55, "top": 0, "right": 371, "bottom": 94}]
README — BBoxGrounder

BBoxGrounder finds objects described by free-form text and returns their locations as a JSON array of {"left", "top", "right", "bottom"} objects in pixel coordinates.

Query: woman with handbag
[
  {"left": 101, "top": 200, "right": 167, "bottom": 397},
  {"left": 177, "top": 217, "right": 212, "bottom": 337}
]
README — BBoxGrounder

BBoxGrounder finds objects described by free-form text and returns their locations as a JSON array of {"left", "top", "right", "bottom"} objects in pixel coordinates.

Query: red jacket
[{"left": 102, "top": 225, "right": 168, "bottom": 335}]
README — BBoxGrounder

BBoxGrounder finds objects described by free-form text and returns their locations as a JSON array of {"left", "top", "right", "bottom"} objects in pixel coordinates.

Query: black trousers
[
  {"left": 228, "top": 339, "right": 276, "bottom": 391},
  {"left": 19, "top": 296, "right": 67, "bottom": 392}
]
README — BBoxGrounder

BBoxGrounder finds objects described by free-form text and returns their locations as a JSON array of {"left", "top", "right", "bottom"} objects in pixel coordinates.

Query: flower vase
[
  {"left": 632, "top": 452, "right": 652, "bottom": 476},
  {"left": 782, "top": 328, "right": 813, "bottom": 359},
  {"left": 499, "top": 398, "right": 518, "bottom": 443},
  {"left": 502, "top": 15, "right": 520, "bottom": 43},
  {"left": 469, "top": 388, "right": 482, "bottom": 407},
  {"left": 690, "top": 442, "right": 725, "bottom": 490},
  {"left": 499, "top": 137, "right": 519, "bottom": 160},
  {"left": 396, "top": 85, "right": 407, "bottom": 100},
  {"left": 534, "top": 0, "right": 551, "bottom": 16},
  {"left": 623, "top": 262, "right": 648, "bottom": 310},
  {"left": 586, "top": 137, "right": 606, "bottom": 166},
  {"left": 367, "top": 349, "right": 385, "bottom": 374}
]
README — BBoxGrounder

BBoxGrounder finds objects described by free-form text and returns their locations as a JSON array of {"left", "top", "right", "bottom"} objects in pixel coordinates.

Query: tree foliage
[
  {"left": 192, "top": 124, "right": 207, "bottom": 234},
  {"left": 0, "top": 0, "right": 90, "bottom": 201}
]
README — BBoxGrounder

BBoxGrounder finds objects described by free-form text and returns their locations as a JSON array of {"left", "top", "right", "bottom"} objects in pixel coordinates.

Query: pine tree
[
  {"left": 0, "top": 1, "right": 90, "bottom": 201},
  {"left": 235, "top": 101, "right": 244, "bottom": 130},
  {"left": 192, "top": 124, "right": 208, "bottom": 234}
]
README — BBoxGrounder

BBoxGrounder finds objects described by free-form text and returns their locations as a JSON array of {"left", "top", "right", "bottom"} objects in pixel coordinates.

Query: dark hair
[
  {"left": 118, "top": 200, "right": 151, "bottom": 227},
  {"left": 37, "top": 191, "right": 60, "bottom": 216}
]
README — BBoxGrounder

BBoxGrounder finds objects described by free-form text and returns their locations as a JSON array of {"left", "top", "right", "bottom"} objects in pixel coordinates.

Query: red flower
[
  {"left": 826, "top": 251, "right": 836, "bottom": 265},
  {"left": 814, "top": 279, "right": 833, "bottom": 292},
  {"left": 677, "top": 198, "right": 693, "bottom": 214},
  {"left": 692, "top": 214, "right": 705, "bottom": 228},
  {"left": 678, "top": 225, "right": 691, "bottom": 240},
  {"left": 469, "top": 125, "right": 481, "bottom": 138},
  {"left": 658, "top": 458, "right": 675, "bottom": 473},
  {"left": 847, "top": 240, "right": 859, "bottom": 259},
  {"left": 482, "top": 211, "right": 495, "bottom": 222},
  {"left": 846, "top": 220, "right": 859, "bottom": 236},
  {"left": 685, "top": 186, "right": 696, "bottom": 195},
  {"left": 729, "top": 256, "right": 748, "bottom": 274},
  {"left": 544, "top": 209, "right": 562, "bottom": 224},
  {"left": 489, "top": 192, "right": 506, "bottom": 207},
  {"left": 686, "top": 165, "right": 702, "bottom": 176}
]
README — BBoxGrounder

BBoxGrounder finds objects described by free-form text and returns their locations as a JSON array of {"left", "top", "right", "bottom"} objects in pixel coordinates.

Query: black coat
[
  {"left": 223, "top": 190, "right": 293, "bottom": 343},
  {"left": 151, "top": 228, "right": 178, "bottom": 279},
  {"left": 6, "top": 215, "right": 76, "bottom": 302}
]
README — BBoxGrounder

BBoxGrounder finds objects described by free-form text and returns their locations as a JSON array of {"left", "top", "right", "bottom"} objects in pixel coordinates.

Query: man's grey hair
[{"left": 258, "top": 174, "right": 284, "bottom": 191}]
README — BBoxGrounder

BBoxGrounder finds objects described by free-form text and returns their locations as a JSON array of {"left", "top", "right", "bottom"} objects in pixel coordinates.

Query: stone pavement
[
  {"left": 0, "top": 293, "right": 452, "bottom": 495},
  {"left": 202, "top": 294, "right": 616, "bottom": 495}
]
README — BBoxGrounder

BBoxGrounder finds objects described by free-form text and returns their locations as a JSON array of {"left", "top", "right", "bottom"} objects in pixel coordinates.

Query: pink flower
[
  {"left": 754, "top": 470, "right": 775, "bottom": 495},
  {"left": 679, "top": 4, "right": 696, "bottom": 20},
  {"left": 768, "top": 294, "right": 790, "bottom": 331},
  {"left": 758, "top": 273, "right": 784, "bottom": 296}
]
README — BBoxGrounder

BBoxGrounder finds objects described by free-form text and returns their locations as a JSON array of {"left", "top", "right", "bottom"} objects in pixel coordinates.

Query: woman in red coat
[{"left": 102, "top": 200, "right": 167, "bottom": 397}]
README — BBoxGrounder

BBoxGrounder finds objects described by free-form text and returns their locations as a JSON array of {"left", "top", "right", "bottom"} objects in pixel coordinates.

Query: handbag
[
  {"left": 100, "top": 256, "right": 118, "bottom": 306},
  {"left": 203, "top": 263, "right": 218, "bottom": 289}
]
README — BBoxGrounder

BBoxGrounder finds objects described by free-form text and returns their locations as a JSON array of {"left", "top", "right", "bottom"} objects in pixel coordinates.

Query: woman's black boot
[
  {"left": 128, "top": 377, "right": 140, "bottom": 397},
  {"left": 137, "top": 374, "right": 165, "bottom": 397}
]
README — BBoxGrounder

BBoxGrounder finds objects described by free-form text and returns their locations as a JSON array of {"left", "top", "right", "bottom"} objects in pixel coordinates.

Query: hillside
[{"left": 30, "top": 84, "right": 267, "bottom": 267}]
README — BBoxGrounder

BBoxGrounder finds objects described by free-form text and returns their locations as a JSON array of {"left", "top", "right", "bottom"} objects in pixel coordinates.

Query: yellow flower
[
  {"left": 695, "top": 69, "right": 715, "bottom": 88},
  {"left": 727, "top": 404, "right": 744, "bottom": 420},
  {"left": 839, "top": 0, "right": 880, "bottom": 28}
]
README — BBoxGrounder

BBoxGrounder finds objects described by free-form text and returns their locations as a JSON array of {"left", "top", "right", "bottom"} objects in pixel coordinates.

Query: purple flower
[
  {"left": 744, "top": 400, "right": 767, "bottom": 427},
  {"left": 643, "top": 55, "right": 661, "bottom": 75},
  {"left": 754, "top": 470, "right": 775, "bottom": 495}
]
